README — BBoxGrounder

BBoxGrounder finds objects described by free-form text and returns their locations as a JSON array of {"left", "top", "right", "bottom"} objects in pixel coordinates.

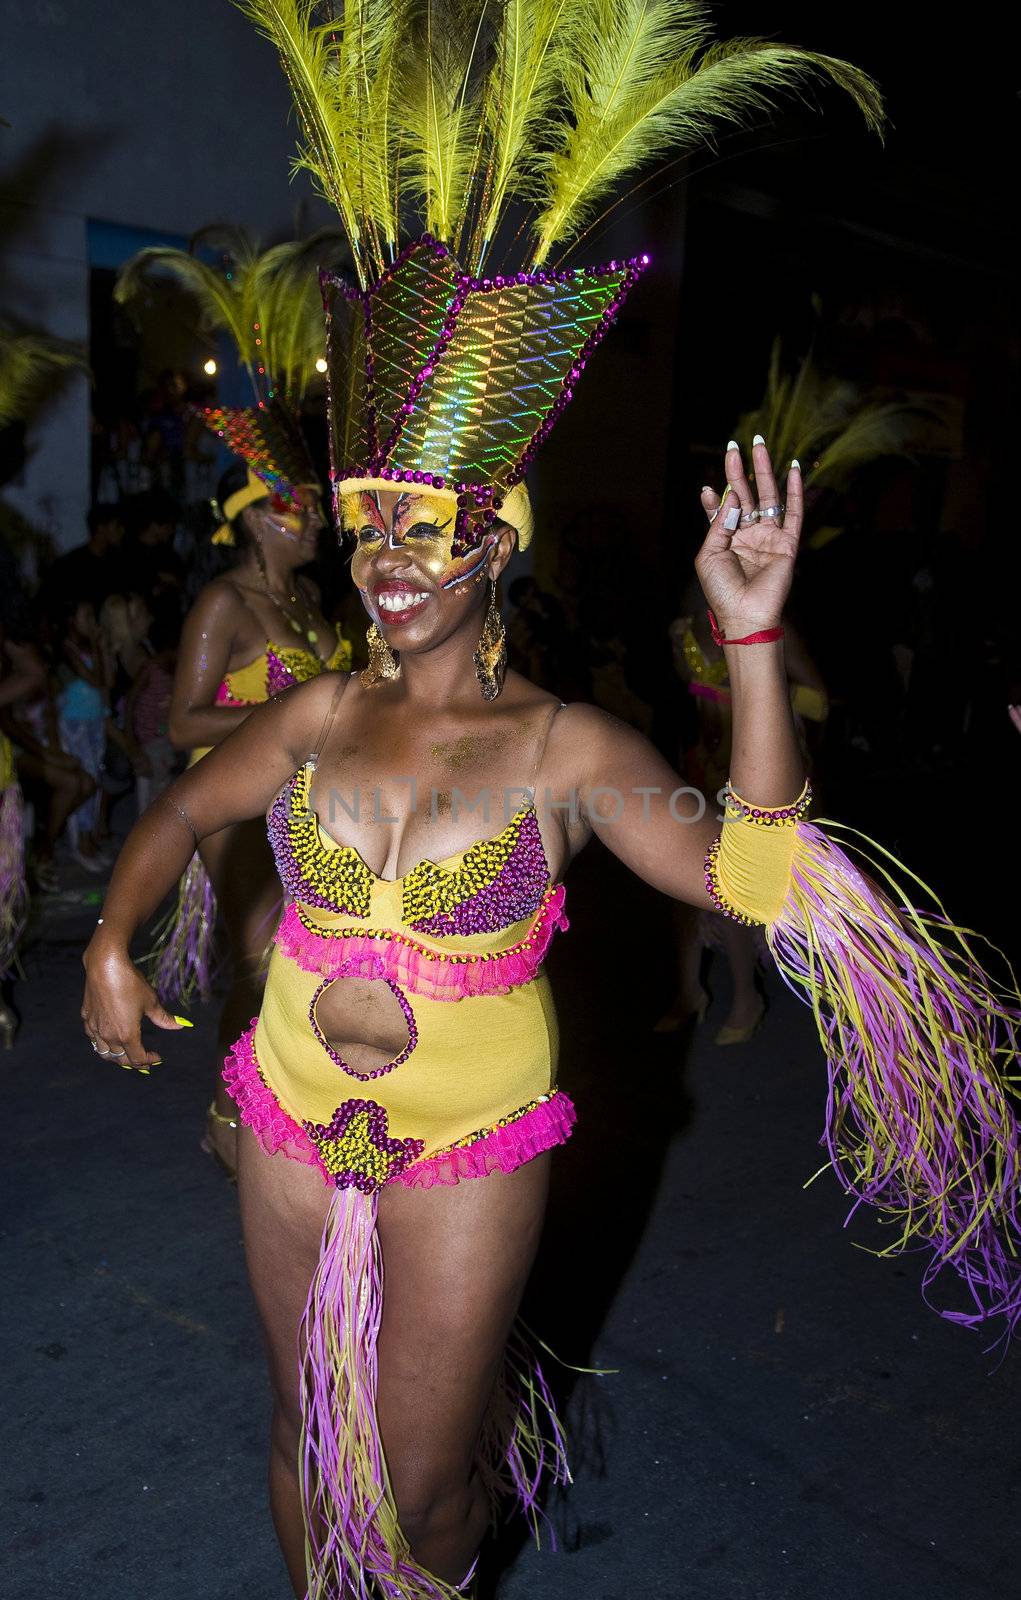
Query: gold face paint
[{"left": 342, "top": 489, "right": 494, "bottom": 595}]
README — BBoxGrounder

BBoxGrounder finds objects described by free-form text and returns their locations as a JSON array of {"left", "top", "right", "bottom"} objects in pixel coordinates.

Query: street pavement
[{"left": 3, "top": 841, "right": 1019, "bottom": 1600}]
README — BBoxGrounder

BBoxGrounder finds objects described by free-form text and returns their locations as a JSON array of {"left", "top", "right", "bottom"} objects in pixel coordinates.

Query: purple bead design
[
  {"left": 266, "top": 768, "right": 372, "bottom": 918},
  {"left": 406, "top": 809, "right": 550, "bottom": 936},
  {"left": 303, "top": 1097, "right": 425, "bottom": 1193}
]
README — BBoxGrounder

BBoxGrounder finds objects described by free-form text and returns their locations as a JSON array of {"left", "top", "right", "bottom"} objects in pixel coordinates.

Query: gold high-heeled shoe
[
  {"left": 714, "top": 998, "right": 766, "bottom": 1046},
  {"left": 200, "top": 1100, "right": 239, "bottom": 1183},
  {"left": 653, "top": 989, "right": 709, "bottom": 1032}
]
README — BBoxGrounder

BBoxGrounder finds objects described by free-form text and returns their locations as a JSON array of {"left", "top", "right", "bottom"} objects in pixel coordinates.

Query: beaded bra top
[
  {"left": 266, "top": 697, "right": 566, "bottom": 943},
  {"left": 267, "top": 758, "right": 552, "bottom": 936},
  {"left": 216, "top": 629, "right": 351, "bottom": 708}
]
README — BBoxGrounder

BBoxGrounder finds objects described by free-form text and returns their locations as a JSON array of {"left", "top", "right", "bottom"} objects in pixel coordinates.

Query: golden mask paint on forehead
[{"left": 342, "top": 489, "right": 495, "bottom": 597}]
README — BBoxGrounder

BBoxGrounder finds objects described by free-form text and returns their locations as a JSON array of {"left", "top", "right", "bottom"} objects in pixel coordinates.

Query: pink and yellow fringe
[
  {"left": 300, "top": 1187, "right": 570, "bottom": 1600},
  {"left": 145, "top": 852, "right": 218, "bottom": 1005},
  {"left": 768, "top": 821, "right": 1021, "bottom": 1337},
  {"left": 0, "top": 784, "right": 28, "bottom": 980}
]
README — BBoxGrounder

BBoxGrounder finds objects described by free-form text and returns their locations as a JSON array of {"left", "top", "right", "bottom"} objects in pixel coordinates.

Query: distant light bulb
[
  {"left": 315, "top": 356, "right": 328, "bottom": 374},
  {"left": 203, "top": 358, "right": 218, "bottom": 376}
]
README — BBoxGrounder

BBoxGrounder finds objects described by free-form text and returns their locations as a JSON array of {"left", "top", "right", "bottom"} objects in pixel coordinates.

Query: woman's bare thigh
[
  {"left": 376, "top": 1155, "right": 552, "bottom": 1502},
  {"left": 238, "top": 1126, "right": 551, "bottom": 1483}
]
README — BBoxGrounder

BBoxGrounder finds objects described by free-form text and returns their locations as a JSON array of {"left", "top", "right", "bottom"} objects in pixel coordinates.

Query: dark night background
[{"left": 2, "top": 5, "right": 1019, "bottom": 1599}]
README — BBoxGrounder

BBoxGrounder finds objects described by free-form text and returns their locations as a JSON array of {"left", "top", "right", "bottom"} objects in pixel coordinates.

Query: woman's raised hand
[{"left": 694, "top": 439, "right": 802, "bottom": 638}]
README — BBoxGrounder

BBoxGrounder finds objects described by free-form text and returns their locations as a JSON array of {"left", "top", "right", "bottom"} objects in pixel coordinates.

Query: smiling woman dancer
[
  {"left": 81, "top": 4, "right": 1020, "bottom": 1597},
  {"left": 118, "top": 239, "right": 352, "bottom": 1175}
]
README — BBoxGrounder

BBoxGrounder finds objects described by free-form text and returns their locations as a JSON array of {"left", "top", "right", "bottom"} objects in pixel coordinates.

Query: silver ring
[
  {"left": 90, "top": 1039, "right": 100, "bottom": 1052},
  {"left": 759, "top": 503, "right": 783, "bottom": 520},
  {"left": 739, "top": 510, "right": 760, "bottom": 527},
  {"left": 108, "top": 1048, "right": 126, "bottom": 1056},
  {"left": 706, "top": 508, "right": 720, "bottom": 526}
]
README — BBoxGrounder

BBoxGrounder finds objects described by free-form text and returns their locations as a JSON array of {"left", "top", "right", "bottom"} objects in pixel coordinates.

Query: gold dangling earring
[
  {"left": 360, "top": 622, "right": 400, "bottom": 687},
  {"left": 473, "top": 579, "right": 507, "bottom": 701}
]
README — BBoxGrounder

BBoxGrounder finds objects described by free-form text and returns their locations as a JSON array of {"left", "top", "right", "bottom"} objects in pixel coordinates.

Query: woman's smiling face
[{"left": 341, "top": 487, "right": 501, "bottom": 643}]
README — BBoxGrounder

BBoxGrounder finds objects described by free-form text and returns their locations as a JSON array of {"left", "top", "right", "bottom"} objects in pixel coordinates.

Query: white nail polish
[
  {"left": 791, "top": 458, "right": 801, "bottom": 471},
  {"left": 726, "top": 439, "right": 740, "bottom": 452},
  {"left": 723, "top": 507, "right": 741, "bottom": 532},
  {"left": 753, "top": 433, "right": 765, "bottom": 446}
]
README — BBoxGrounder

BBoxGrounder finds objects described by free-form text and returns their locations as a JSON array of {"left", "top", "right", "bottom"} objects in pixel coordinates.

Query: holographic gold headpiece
[
  {"left": 239, "top": 0, "right": 883, "bottom": 554},
  {"left": 322, "top": 237, "right": 648, "bottom": 553}
]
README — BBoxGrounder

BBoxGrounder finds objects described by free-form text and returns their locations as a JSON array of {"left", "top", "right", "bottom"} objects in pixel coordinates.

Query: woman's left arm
[{"left": 562, "top": 440, "right": 806, "bottom": 904}]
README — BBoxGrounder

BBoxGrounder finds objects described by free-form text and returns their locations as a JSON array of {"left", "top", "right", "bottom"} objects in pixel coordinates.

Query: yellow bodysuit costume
[{"left": 224, "top": 694, "right": 574, "bottom": 1189}]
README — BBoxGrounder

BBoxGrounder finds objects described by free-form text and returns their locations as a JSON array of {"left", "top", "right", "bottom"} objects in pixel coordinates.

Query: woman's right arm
[
  {"left": 167, "top": 583, "right": 254, "bottom": 751},
  {"left": 81, "top": 671, "right": 346, "bottom": 1067},
  {"left": 0, "top": 640, "right": 47, "bottom": 707}
]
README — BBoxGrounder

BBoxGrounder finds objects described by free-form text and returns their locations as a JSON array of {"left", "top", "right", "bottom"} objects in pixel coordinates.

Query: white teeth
[{"left": 377, "top": 590, "right": 428, "bottom": 613}]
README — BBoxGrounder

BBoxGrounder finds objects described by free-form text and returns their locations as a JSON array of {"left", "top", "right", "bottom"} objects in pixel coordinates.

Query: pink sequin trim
[
  {"left": 273, "top": 884, "right": 569, "bottom": 1000},
  {"left": 214, "top": 680, "right": 257, "bottom": 708},
  {"left": 222, "top": 1020, "right": 323, "bottom": 1172},
  {"left": 396, "top": 1092, "right": 576, "bottom": 1189}
]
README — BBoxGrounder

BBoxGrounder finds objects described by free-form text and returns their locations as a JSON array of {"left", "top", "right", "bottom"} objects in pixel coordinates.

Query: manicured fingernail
[
  {"left": 752, "top": 433, "right": 765, "bottom": 446},
  {"left": 701, "top": 485, "right": 713, "bottom": 494},
  {"left": 723, "top": 507, "right": 741, "bottom": 532},
  {"left": 726, "top": 439, "right": 739, "bottom": 452},
  {"left": 173, "top": 1015, "right": 194, "bottom": 1027},
  {"left": 791, "top": 458, "right": 801, "bottom": 471}
]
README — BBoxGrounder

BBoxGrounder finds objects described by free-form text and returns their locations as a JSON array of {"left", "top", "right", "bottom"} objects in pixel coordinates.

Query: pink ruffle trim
[
  {"left": 222, "top": 1021, "right": 576, "bottom": 1190},
  {"left": 273, "top": 884, "right": 569, "bottom": 1001},
  {"left": 397, "top": 1092, "right": 576, "bottom": 1189},
  {"left": 222, "top": 1020, "right": 324, "bottom": 1173}
]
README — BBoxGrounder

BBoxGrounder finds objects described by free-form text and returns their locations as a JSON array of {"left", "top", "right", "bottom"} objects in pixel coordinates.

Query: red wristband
[{"left": 708, "top": 609, "right": 784, "bottom": 647}]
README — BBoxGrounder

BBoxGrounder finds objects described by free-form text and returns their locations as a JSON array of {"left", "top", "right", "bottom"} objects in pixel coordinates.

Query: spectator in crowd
[
  {"left": 121, "top": 489, "right": 186, "bottom": 606},
  {"left": 56, "top": 597, "right": 112, "bottom": 871},
  {"left": 98, "top": 591, "right": 156, "bottom": 833},
  {"left": 123, "top": 601, "right": 179, "bottom": 814},
  {"left": 7, "top": 648, "right": 96, "bottom": 893},
  {"left": 42, "top": 503, "right": 125, "bottom": 613}
]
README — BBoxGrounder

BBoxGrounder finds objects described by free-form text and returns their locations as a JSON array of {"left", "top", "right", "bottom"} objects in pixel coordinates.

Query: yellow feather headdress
[
  {"left": 238, "top": 0, "right": 884, "bottom": 552},
  {"left": 734, "top": 334, "right": 934, "bottom": 497},
  {"left": 0, "top": 324, "right": 89, "bottom": 429},
  {"left": 115, "top": 228, "right": 345, "bottom": 524}
]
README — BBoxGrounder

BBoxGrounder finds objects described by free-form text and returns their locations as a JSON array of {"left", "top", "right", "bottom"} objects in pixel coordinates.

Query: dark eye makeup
[{"left": 405, "top": 521, "right": 448, "bottom": 539}]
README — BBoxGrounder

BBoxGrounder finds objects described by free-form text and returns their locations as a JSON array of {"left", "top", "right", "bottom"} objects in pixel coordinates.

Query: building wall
[{"left": 0, "top": 0, "right": 328, "bottom": 551}]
